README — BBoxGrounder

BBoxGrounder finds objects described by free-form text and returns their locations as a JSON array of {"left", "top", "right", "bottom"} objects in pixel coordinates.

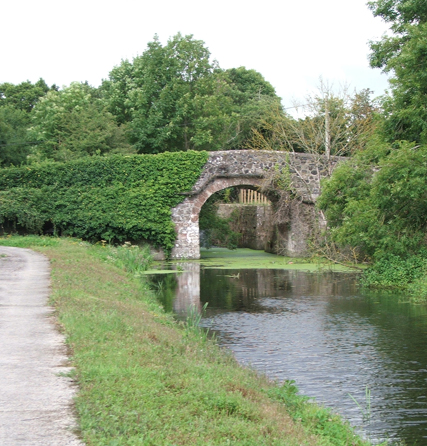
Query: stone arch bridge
[{"left": 170, "top": 150, "right": 340, "bottom": 259}]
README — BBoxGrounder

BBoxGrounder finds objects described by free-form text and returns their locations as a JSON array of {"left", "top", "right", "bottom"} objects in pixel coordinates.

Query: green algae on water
[{"left": 148, "top": 248, "right": 357, "bottom": 273}]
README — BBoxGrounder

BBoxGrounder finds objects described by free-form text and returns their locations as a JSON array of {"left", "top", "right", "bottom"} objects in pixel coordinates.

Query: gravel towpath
[{"left": 0, "top": 246, "right": 83, "bottom": 445}]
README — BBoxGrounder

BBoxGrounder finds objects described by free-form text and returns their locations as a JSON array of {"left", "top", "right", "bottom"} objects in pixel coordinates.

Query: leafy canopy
[
  {"left": 0, "top": 78, "right": 57, "bottom": 113},
  {"left": 369, "top": 0, "right": 427, "bottom": 142},
  {"left": 318, "top": 141, "right": 427, "bottom": 259},
  {"left": 102, "top": 33, "right": 281, "bottom": 153},
  {"left": 29, "top": 82, "right": 133, "bottom": 162},
  {"left": 0, "top": 107, "right": 31, "bottom": 166},
  {"left": 0, "top": 79, "right": 57, "bottom": 166}
]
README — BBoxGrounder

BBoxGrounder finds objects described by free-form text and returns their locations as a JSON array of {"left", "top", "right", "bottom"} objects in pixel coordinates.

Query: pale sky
[{"left": 1, "top": 0, "right": 390, "bottom": 108}]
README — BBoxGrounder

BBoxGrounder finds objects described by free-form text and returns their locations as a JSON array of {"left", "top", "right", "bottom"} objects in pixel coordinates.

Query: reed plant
[{"left": 348, "top": 386, "right": 371, "bottom": 422}]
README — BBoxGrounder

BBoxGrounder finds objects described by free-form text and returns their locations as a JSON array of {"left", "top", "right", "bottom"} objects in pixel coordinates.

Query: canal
[{"left": 148, "top": 248, "right": 427, "bottom": 445}]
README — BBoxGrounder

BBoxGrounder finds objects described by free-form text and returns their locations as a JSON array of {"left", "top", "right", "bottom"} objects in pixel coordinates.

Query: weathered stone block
[{"left": 170, "top": 150, "right": 343, "bottom": 259}]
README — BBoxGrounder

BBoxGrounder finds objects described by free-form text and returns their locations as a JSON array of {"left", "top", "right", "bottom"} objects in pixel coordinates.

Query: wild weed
[
  {"left": 185, "top": 302, "right": 208, "bottom": 337},
  {"left": 348, "top": 386, "right": 371, "bottom": 422},
  {"left": 268, "top": 380, "right": 370, "bottom": 446},
  {"left": 105, "top": 243, "right": 153, "bottom": 275}
]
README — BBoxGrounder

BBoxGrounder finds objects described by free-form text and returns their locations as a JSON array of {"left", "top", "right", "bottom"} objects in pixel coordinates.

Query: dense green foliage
[
  {"left": 0, "top": 106, "right": 31, "bottom": 166},
  {"left": 0, "top": 78, "right": 56, "bottom": 113},
  {"left": 199, "top": 194, "right": 242, "bottom": 250},
  {"left": 0, "top": 79, "right": 57, "bottom": 166},
  {"left": 361, "top": 252, "right": 427, "bottom": 287},
  {"left": 369, "top": 0, "right": 427, "bottom": 143},
  {"left": 319, "top": 142, "right": 427, "bottom": 259},
  {"left": 0, "top": 151, "right": 209, "bottom": 253},
  {"left": 102, "top": 33, "right": 281, "bottom": 153},
  {"left": 29, "top": 82, "right": 133, "bottom": 162},
  {"left": 318, "top": 141, "right": 427, "bottom": 298},
  {"left": 1, "top": 35, "right": 281, "bottom": 166}
]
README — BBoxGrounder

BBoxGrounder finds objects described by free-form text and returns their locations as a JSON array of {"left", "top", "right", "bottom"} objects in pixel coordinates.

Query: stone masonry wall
[
  {"left": 189, "top": 150, "right": 341, "bottom": 202},
  {"left": 217, "top": 204, "right": 274, "bottom": 251},
  {"left": 170, "top": 151, "right": 342, "bottom": 259},
  {"left": 171, "top": 177, "right": 262, "bottom": 259}
]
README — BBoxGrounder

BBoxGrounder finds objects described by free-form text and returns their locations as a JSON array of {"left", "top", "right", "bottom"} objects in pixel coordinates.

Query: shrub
[
  {"left": 0, "top": 151, "right": 209, "bottom": 254},
  {"left": 362, "top": 252, "right": 427, "bottom": 288}
]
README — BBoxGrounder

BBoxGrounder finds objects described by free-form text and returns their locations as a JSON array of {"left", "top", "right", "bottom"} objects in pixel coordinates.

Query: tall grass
[{"left": 104, "top": 242, "right": 153, "bottom": 275}]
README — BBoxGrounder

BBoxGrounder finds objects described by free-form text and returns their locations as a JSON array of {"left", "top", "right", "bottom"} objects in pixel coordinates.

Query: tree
[
  {"left": 369, "top": 0, "right": 427, "bottom": 142},
  {"left": 318, "top": 140, "right": 427, "bottom": 260},
  {"left": 0, "top": 79, "right": 57, "bottom": 113},
  {"left": 29, "top": 82, "right": 133, "bottom": 162},
  {"left": 102, "top": 34, "right": 282, "bottom": 153},
  {"left": 222, "top": 67, "right": 281, "bottom": 149},
  {"left": 225, "top": 67, "right": 277, "bottom": 100},
  {"left": 0, "top": 79, "right": 58, "bottom": 166},
  {"left": 103, "top": 34, "right": 216, "bottom": 153},
  {"left": 0, "top": 106, "right": 31, "bottom": 166},
  {"left": 248, "top": 82, "right": 378, "bottom": 159}
]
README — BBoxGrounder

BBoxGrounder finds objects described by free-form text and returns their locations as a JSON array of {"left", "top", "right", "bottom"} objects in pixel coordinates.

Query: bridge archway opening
[
  {"left": 171, "top": 177, "right": 276, "bottom": 259},
  {"left": 199, "top": 184, "right": 272, "bottom": 251}
]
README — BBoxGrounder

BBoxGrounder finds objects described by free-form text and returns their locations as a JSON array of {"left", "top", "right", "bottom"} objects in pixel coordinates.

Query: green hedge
[{"left": 0, "top": 152, "right": 209, "bottom": 253}]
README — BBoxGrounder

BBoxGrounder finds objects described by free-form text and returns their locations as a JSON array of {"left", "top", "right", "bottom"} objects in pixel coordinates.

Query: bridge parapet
[{"left": 188, "top": 150, "right": 341, "bottom": 203}]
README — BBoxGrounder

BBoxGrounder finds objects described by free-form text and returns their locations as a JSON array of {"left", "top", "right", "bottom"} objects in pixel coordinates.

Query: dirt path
[{"left": 0, "top": 246, "right": 83, "bottom": 445}]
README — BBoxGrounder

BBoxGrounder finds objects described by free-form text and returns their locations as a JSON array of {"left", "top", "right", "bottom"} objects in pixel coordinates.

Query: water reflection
[
  {"left": 148, "top": 266, "right": 427, "bottom": 445},
  {"left": 173, "top": 263, "right": 201, "bottom": 314}
]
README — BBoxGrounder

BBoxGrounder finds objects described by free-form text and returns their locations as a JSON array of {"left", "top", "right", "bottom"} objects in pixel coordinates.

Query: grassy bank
[{"left": 0, "top": 236, "right": 373, "bottom": 445}]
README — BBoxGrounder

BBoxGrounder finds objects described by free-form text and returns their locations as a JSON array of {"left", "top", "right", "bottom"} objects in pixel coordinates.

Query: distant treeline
[{"left": 1, "top": 33, "right": 381, "bottom": 167}]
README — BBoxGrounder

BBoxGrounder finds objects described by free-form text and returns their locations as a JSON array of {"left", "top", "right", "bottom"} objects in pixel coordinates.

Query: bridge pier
[{"left": 171, "top": 197, "right": 201, "bottom": 260}]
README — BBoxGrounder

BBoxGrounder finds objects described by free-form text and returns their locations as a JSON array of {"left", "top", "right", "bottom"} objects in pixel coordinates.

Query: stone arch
[
  {"left": 168, "top": 150, "right": 342, "bottom": 259},
  {"left": 171, "top": 177, "right": 264, "bottom": 259}
]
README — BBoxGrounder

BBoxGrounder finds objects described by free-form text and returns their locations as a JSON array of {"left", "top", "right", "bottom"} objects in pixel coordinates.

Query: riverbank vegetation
[
  {"left": 317, "top": 141, "right": 427, "bottom": 302},
  {"left": 315, "top": 0, "right": 427, "bottom": 302},
  {"left": 0, "top": 235, "right": 373, "bottom": 446}
]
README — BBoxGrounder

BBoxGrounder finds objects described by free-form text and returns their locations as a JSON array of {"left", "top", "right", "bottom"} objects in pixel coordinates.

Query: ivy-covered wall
[{"left": 0, "top": 151, "right": 209, "bottom": 253}]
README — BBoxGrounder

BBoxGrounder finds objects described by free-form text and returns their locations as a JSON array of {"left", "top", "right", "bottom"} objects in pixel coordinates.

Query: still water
[{"left": 149, "top": 256, "right": 427, "bottom": 445}]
